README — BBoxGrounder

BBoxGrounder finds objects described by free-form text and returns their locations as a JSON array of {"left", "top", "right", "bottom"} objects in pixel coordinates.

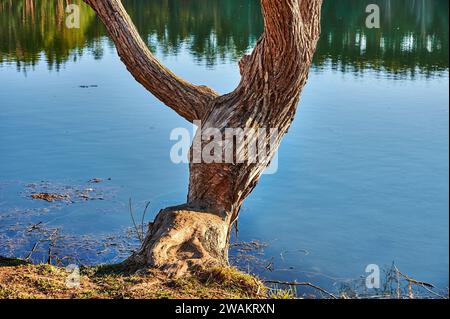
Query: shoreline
[{"left": 0, "top": 256, "right": 267, "bottom": 299}]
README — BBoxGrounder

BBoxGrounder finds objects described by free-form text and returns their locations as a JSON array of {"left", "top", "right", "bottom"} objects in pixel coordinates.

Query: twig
[
  {"left": 264, "top": 280, "right": 338, "bottom": 299},
  {"left": 393, "top": 265, "right": 434, "bottom": 288},
  {"left": 394, "top": 266, "right": 447, "bottom": 299},
  {"left": 140, "top": 201, "right": 151, "bottom": 240},
  {"left": 47, "top": 229, "right": 59, "bottom": 265},
  {"left": 27, "top": 221, "right": 43, "bottom": 233},
  {"left": 395, "top": 264, "right": 401, "bottom": 299},
  {"left": 129, "top": 198, "right": 144, "bottom": 243},
  {"left": 25, "top": 241, "right": 40, "bottom": 261}
]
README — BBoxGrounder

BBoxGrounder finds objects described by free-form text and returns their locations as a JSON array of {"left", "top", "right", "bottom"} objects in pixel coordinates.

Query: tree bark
[
  {"left": 84, "top": 0, "right": 218, "bottom": 122},
  {"left": 84, "top": 0, "right": 323, "bottom": 277}
]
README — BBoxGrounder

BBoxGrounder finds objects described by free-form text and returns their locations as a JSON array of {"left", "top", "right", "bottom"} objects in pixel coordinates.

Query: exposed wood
[
  {"left": 126, "top": 204, "right": 231, "bottom": 277},
  {"left": 188, "top": 0, "right": 323, "bottom": 223},
  {"left": 84, "top": 0, "right": 323, "bottom": 275}
]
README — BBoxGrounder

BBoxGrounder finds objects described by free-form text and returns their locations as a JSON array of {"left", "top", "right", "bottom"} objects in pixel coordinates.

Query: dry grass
[
  {"left": 0, "top": 257, "right": 266, "bottom": 299},
  {"left": 1, "top": 257, "right": 446, "bottom": 299}
]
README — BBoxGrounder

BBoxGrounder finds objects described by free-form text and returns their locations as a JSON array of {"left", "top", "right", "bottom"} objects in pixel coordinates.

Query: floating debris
[
  {"left": 88, "top": 178, "right": 103, "bottom": 183},
  {"left": 88, "top": 177, "right": 111, "bottom": 184},
  {"left": 24, "top": 181, "right": 115, "bottom": 203},
  {"left": 31, "top": 193, "right": 70, "bottom": 202}
]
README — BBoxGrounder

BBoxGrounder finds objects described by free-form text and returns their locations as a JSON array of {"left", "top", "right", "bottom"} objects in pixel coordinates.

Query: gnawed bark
[
  {"left": 125, "top": 205, "right": 231, "bottom": 277},
  {"left": 84, "top": 0, "right": 323, "bottom": 276}
]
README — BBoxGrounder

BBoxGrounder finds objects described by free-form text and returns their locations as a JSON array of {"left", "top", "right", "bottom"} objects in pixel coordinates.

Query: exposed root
[{"left": 124, "top": 205, "right": 231, "bottom": 278}]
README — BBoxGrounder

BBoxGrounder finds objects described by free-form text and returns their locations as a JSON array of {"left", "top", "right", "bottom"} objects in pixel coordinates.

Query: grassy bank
[
  {"left": 0, "top": 257, "right": 266, "bottom": 299},
  {"left": 2, "top": 256, "right": 446, "bottom": 299}
]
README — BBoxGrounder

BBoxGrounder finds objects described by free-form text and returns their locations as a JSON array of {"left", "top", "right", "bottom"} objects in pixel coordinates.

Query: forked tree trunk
[{"left": 84, "top": 0, "right": 323, "bottom": 276}]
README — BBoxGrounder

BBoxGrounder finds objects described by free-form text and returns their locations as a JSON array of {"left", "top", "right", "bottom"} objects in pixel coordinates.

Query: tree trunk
[{"left": 84, "top": 0, "right": 323, "bottom": 277}]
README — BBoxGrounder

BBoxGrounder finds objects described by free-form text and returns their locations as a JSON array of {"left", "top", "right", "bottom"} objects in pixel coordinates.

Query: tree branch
[
  {"left": 260, "top": 0, "right": 323, "bottom": 51},
  {"left": 83, "top": 0, "right": 218, "bottom": 122},
  {"left": 264, "top": 280, "right": 338, "bottom": 299}
]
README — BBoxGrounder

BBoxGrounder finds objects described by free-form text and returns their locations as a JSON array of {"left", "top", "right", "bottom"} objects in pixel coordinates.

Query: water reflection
[
  {"left": 0, "top": 0, "right": 99, "bottom": 71},
  {"left": 0, "top": 0, "right": 448, "bottom": 77},
  {"left": 317, "top": 0, "right": 449, "bottom": 77}
]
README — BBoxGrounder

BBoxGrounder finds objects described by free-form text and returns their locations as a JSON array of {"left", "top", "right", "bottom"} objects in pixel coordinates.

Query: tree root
[{"left": 124, "top": 205, "right": 231, "bottom": 278}]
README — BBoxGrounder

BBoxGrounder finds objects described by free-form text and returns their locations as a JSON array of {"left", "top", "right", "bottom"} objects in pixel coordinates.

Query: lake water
[{"left": 0, "top": 0, "right": 448, "bottom": 293}]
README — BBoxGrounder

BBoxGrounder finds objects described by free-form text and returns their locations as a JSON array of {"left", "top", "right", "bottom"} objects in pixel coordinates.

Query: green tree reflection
[{"left": 0, "top": 0, "right": 448, "bottom": 77}]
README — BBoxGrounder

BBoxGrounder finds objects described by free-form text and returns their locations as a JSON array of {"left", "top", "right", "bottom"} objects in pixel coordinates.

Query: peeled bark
[
  {"left": 126, "top": 204, "right": 231, "bottom": 277},
  {"left": 84, "top": 0, "right": 323, "bottom": 276}
]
